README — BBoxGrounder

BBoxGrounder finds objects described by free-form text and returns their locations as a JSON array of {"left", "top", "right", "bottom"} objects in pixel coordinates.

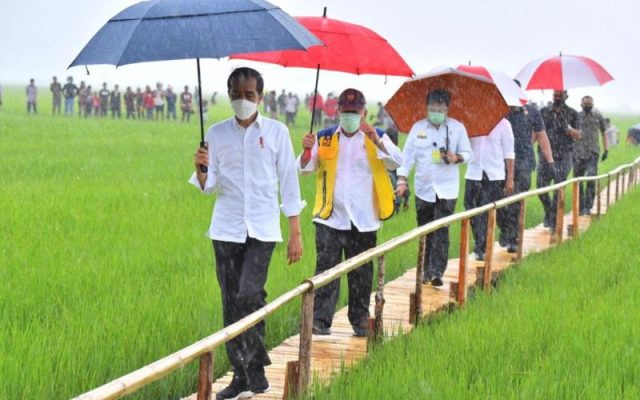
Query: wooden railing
[{"left": 72, "top": 157, "right": 640, "bottom": 400}]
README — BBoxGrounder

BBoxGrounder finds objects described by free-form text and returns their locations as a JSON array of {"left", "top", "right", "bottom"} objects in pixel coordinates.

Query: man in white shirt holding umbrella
[
  {"left": 396, "top": 89, "right": 472, "bottom": 287},
  {"left": 192, "top": 67, "right": 304, "bottom": 400}
]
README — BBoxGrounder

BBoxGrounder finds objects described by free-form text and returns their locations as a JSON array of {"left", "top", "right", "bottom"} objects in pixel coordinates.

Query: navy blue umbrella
[{"left": 69, "top": 0, "right": 321, "bottom": 171}]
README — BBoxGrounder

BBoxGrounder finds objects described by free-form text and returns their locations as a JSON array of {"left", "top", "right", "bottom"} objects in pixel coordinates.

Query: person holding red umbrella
[
  {"left": 538, "top": 90, "right": 581, "bottom": 231},
  {"left": 299, "top": 88, "right": 402, "bottom": 337},
  {"left": 396, "top": 89, "right": 472, "bottom": 287}
]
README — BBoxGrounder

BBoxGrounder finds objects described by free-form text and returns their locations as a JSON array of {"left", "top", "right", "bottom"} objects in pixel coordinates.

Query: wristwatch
[{"left": 455, "top": 153, "right": 464, "bottom": 164}]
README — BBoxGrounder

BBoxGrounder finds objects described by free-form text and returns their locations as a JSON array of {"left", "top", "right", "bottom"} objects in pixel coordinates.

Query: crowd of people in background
[{"left": 21, "top": 76, "right": 214, "bottom": 123}]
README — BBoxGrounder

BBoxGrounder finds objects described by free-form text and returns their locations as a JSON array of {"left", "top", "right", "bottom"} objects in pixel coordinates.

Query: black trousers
[
  {"left": 573, "top": 153, "right": 599, "bottom": 212},
  {"left": 537, "top": 157, "right": 572, "bottom": 228},
  {"left": 464, "top": 174, "right": 504, "bottom": 254},
  {"left": 497, "top": 166, "right": 532, "bottom": 246},
  {"left": 313, "top": 223, "right": 377, "bottom": 329},
  {"left": 212, "top": 238, "right": 275, "bottom": 372},
  {"left": 416, "top": 196, "right": 457, "bottom": 280}
]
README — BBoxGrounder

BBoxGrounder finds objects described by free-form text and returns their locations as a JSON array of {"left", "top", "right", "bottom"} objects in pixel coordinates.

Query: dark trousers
[
  {"left": 212, "top": 238, "right": 275, "bottom": 372},
  {"left": 573, "top": 153, "right": 599, "bottom": 212},
  {"left": 464, "top": 174, "right": 504, "bottom": 254},
  {"left": 313, "top": 223, "right": 377, "bottom": 329},
  {"left": 537, "top": 157, "right": 572, "bottom": 228},
  {"left": 416, "top": 196, "right": 457, "bottom": 279},
  {"left": 497, "top": 166, "right": 532, "bottom": 246},
  {"left": 27, "top": 101, "right": 37, "bottom": 114}
]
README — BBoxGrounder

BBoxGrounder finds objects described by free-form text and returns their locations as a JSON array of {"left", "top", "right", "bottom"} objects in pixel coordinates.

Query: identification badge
[
  {"left": 417, "top": 131, "right": 427, "bottom": 139},
  {"left": 431, "top": 149, "right": 442, "bottom": 164}
]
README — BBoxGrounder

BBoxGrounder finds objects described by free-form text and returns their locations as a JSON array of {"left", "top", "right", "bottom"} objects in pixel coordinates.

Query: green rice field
[{"left": 0, "top": 86, "right": 638, "bottom": 399}]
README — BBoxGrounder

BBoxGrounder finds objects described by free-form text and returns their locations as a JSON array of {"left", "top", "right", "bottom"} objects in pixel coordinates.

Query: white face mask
[{"left": 231, "top": 99, "right": 258, "bottom": 120}]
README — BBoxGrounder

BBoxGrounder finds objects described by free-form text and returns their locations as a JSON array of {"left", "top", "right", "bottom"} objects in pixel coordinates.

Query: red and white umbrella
[
  {"left": 515, "top": 54, "right": 614, "bottom": 90},
  {"left": 457, "top": 65, "right": 528, "bottom": 106}
]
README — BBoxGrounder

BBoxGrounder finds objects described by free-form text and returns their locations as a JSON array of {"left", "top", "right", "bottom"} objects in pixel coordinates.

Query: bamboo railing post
[
  {"left": 516, "top": 199, "right": 526, "bottom": 261},
  {"left": 372, "top": 255, "right": 386, "bottom": 343},
  {"left": 297, "top": 288, "right": 314, "bottom": 396},
  {"left": 606, "top": 174, "right": 611, "bottom": 211},
  {"left": 621, "top": 169, "right": 626, "bottom": 196},
  {"left": 554, "top": 187, "right": 566, "bottom": 243},
  {"left": 483, "top": 208, "right": 497, "bottom": 292},
  {"left": 571, "top": 181, "right": 580, "bottom": 237},
  {"left": 411, "top": 236, "right": 427, "bottom": 324},
  {"left": 457, "top": 218, "right": 470, "bottom": 304},
  {"left": 596, "top": 178, "right": 601, "bottom": 218},
  {"left": 284, "top": 361, "right": 299, "bottom": 400},
  {"left": 615, "top": 172, "right": 620, "bottom": 202},
  {"left": 196, "top": 352, "right": 213, "bottom": 400}
]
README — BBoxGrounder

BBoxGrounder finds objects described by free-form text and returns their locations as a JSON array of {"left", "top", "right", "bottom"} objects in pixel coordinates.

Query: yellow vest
[{"left": 312, "top": 126, "right": 395, "bottom": 221}]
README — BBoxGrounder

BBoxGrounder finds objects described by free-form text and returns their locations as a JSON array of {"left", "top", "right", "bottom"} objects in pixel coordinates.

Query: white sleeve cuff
[
  {"left": 188, "top": 171, "right": 217, "bottom": 194},
  {"left": 281, "top": 199, "right": 307, "bottom": 217}
]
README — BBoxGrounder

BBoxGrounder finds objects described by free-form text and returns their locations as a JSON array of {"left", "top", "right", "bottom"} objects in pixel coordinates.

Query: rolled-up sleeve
[
  {"left": 277, "top": 129, "right": 306, "bottom": 217},
  {"left": 377, "top": 134, "right": 403, "bottom": 170},
  {"left": 455, "top": 124, "right": 472, "bottom": 164},
  {"left": 502, "top": 120, "right": 516, "bottom": 160},
  {"left": 397, "top": 127, "right": 417, "bottom": 177}
]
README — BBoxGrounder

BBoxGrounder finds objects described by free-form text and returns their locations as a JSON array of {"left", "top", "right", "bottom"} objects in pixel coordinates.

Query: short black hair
[
  {"left": 426, "top": 88, "right": 451, "bottom": 106},
  {"left": 227, "top": 67, "right": 264, "bottom": 95}
]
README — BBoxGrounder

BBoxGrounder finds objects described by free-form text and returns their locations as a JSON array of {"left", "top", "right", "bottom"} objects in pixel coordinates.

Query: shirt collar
[{"left": 233, "top": 112, "right": 263, "bottom": 131}]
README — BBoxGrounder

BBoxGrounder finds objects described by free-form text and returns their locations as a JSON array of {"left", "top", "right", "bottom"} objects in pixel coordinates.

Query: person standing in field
[
  {"left": 154, "top": 82, "right": 165, "bottom": 121},
  {"left": 191, "top": 67, "right": 304, "bottom": 400},
  {"left": 84, "top": 85, "right": 93, "bottom": 117},
  {"left": 26, "top": 78, "right": 37, "bottom": 114},
  {"left": 497, "top": 86, "right": 555, "bottom": 253},
  {"left": 604, "top": 118, "right": 619, "bottom": 147},
  {"left": 299, "top": 88, "right": 402, "bottom": 337},
  {"left": 124, "top": 87, "right": 136, "bottom": 119},
  {"left": 109, "top": 84, "right": 122, "bottom": 118},
  {"left": 396, "top": 89, "right": 472, "bottom": 287},
  {"left": 99, "top": 83, "right": 110, "bottom": 117},
  {"left": 50, "top": 76, "right": 62, "bottom": 115},
  {"left": 165, "top": 85, "right": 177, "bottom": 120},
  {"left": 0, "top": 84, "right": 3, "bottom": 109},
  {"left": 574, "top": 96, "right": 608, "bottom": 216},
  {"left": 143, "top": 87, "right": 155, "bottom": 120},
  {"left": 464, "top": 118, "right": 515, "bottom": 261},
  {"left": 92, "top": 91, "right": 101, "bottom": 117},
  {"left": 284, "top": 92, "right": 297, "bottom": 127},
  {"left": 62, "top": 76, "right": 78, "bottom": 116},
  {"left": 135, "top": 87, "right": 144, "bottom": 119},
  {"left": 180, "top": 85, "right": 193, "bottom": 123},
  {"left": 538, "top": 90, "right": 581, "bottom": 231}
]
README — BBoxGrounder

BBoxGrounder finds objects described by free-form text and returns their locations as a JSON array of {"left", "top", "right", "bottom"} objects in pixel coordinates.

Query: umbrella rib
[{"left": 112, "top": 6, "right": 280, "bottom": 22}]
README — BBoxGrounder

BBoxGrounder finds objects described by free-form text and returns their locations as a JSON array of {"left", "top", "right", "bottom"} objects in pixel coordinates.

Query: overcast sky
[{"left": 2, "top": 0, "right": 639, "bottom": 112}]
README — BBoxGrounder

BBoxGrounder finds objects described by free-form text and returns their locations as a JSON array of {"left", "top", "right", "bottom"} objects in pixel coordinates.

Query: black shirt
[
  {"left": 540, "top": 103, "right": 581, "bottom": 158},
  {"left": 62, "top": 83, "right": 78, "bottom": 99},
  {"left": 507, "top": 104, "right": 545, "bottom": 172}
]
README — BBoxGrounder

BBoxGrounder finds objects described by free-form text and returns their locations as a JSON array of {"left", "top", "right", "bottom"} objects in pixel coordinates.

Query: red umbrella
[
  {"left": 515, "top": 53, "right": 614, "bottom": 90},
  {"left": 231, "top": 7, "right": 414, "bottom": 143}
]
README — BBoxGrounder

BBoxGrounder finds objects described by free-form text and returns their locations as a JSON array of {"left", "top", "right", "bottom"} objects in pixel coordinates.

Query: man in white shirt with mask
[
  {"left": 396, "top": 88, "right": 472, "bottom": 287},
  {"left": 192, "top": 67, "right": 304, "bottom": 400},
  {"left": 464, "top": 118, "right": 515, "bottom": 261},
  {"left": 299, "top": 88, "right": 402, "bottom": 337}
]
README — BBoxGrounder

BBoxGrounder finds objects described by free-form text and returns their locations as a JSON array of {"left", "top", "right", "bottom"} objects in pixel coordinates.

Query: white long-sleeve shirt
[
  {"left": 465, "top": 118, "right": 515, "bottom": 181},
  {"left": 298, "top": 128, "right": 403, "bottom": 232},
  {"left": 397, "top": 117, "right": 472, "bottom": 201},
  {"left": 189, "top": 113, "right": 305, "bottom": 243}
]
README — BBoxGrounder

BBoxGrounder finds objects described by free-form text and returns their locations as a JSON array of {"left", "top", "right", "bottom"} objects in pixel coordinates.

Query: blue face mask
[{"left": 339, "top": 112, "right": 362, "bottom": 133}]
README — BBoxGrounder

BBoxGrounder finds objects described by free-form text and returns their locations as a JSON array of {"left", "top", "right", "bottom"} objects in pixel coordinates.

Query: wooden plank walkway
[{"left": 183, "top": 177, "right": 627, "bottom": 400}]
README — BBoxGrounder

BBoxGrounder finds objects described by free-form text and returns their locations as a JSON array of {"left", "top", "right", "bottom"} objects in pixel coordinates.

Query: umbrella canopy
[
  {"left": 515, "top": 54, "right": 614, "bottom": 91},
  {"left": 457, "top": 65, "right": 528, "bottom": 107},
  {"left": 69, "top": 0, "right": 320, "bottom": 67},
  {"left": 230, "top": 12, "right": 414, "bottom": 77},
  {"left": 385, "top": 68, "right": 509, "bottom": 136}
]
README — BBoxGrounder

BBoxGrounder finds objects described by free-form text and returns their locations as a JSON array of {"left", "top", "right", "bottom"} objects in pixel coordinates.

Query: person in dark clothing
[
  {"left": 110, "top": 85, "right": 122, "bottom": 118},
  {"left": 99, "top": 83, "right": 110, "bottom": 117},
  {"left": 50, "top": 76, "right": 62, "bottom": 115},
  {"left": 62, "top": 76, "right": 78, "bottom": 116},
  {"left": 165, "top": 86, "right": 177, "bottom": 120},
  {"left": 124, "top": 87, "right": 136, "bottom": 119},
  {"left": 537, "top": 90, "right": 581, "bottom": 231}
]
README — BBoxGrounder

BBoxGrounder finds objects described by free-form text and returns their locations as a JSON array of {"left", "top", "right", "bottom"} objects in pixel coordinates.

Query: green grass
[
  {"left": 308, "top": 185, "right": 640, "bottom": 400},
  {"left": 0, "top": 86, "right": 639, "bottom": 399}
]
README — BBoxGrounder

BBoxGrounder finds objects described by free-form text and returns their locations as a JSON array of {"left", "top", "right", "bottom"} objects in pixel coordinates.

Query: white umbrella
[
  {"left": 457, "top": 65, "right": 528, "bottom": 106},
  {"left": 515, "top": 53, "right": 614, "bottom": 90}
]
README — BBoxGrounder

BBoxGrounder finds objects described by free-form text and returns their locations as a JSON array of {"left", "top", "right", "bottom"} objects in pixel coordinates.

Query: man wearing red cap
[{"left": 299, "top": 88, "right": 402, "bottom": 337}]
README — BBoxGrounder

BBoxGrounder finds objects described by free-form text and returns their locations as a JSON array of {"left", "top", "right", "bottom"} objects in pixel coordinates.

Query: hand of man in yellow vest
[
  {"left": 301, "top": 133, "right": 315, "bottom": 167},
  {"left": 361, "top": 123, "right": 379, "bottom": 144}
]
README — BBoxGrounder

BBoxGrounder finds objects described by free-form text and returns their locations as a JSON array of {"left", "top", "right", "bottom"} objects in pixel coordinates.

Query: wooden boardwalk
[{"left": 183, "top": 179, "right": 624, "bottom": 400}]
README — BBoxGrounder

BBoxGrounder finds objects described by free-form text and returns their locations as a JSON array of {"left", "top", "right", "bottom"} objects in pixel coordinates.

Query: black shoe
[
  {"left": 475, "top": 251, "right": 485, "bottom": 261},
  {"left": 216, "top": 371, "right": 251, "bottom": 400},
  {"left": 247, "top": 365, "right": 270, "bottom": 395},
  {"left": 352, "top": 325, "right": 369, "bottom": 337},
  {"left": 498, "top": 236, "right": 507, "bottom": 248},
  {"left": 430, "top": 277, "right": 444, "bottom": 287},
  {"left": 312, "top": 321, "right": 331, "bottom": 335},
  {"left": 582, "top": 208, "right": 591, "bottom": 216},
  {"left": 543, "top": 214, "right": 551, "bottom": 228},
  {"left": 507, "top": 244, "right": 518, "bottom": 253}
]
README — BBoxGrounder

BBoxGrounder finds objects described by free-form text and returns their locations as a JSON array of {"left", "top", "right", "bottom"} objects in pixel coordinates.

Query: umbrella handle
[{"left": 199, "top": 141, "right": 208, "bottom": 173}]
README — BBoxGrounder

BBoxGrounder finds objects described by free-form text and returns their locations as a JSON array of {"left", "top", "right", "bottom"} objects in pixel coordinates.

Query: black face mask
[
  {"left": 553, "top": 99, "right": 564, "bottom": 106},
  {"left": 582, "top": 105, "right": 593, "bottom": 113}
]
